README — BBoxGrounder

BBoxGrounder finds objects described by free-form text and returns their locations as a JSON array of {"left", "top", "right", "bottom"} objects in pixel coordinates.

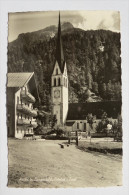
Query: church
[
  {"left": 51, "top": 13, "right": 121, "bottom": 131},
  {"left": 51, "top": 13, "right": 68, "bottom": 126}
]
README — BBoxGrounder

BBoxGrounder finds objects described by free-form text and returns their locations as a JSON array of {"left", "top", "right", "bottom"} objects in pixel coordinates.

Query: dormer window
[{"left": 56, "top": 68, "right": 58, "bottom": 75}]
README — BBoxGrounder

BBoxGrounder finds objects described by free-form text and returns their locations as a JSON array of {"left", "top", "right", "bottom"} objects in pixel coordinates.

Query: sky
[{"left": 8, "top": 10, "right": 120, "bottom": 42}]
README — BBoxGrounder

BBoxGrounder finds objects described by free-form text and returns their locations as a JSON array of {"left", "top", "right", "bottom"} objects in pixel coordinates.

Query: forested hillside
[{"left": 8, "top": 23, "right": 121, "bottom": 111}]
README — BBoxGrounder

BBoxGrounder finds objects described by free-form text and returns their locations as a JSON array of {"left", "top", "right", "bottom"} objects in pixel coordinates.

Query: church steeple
[
  {"left": 55, "top": 12, "right": 65, "bottom": 73},
  {"left": 51, "top": 12, "right": 68, "bottom": 125}
]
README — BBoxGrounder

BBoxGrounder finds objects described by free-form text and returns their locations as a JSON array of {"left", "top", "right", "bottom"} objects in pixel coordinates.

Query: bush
[
  {"left": 34, "top": 125, "right": 50, "bottom": 135},
  {"left": 46, "top": 129, "right": 56, "bottom": 135},
  {"left": 43, "top": 135, "right": 68, "bottom": 140},
  {"left": 96, "top": 121, "right": 107, "bottom": 133}
]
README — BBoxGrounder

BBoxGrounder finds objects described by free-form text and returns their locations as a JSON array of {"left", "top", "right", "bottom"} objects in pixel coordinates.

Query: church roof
[
  {"left": 55, "top": 12, "right": 65, "bottom": 73},
  {"left": 67, "top": 101, "right": 122, "bottom": 120}
]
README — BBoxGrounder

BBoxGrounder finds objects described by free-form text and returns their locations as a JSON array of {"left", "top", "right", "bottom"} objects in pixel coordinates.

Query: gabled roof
[
  {"left": 7, "top": 72, "right": 34, "bottom": 87},
  {"left": 7, "top": 72, "right": 39, "bottom": 101},
  {"left": 55, "top": 12, "right": 65, "bottom": 73},
  {"left": 67, "top": 101, "right": 122, "bottom": 120}
]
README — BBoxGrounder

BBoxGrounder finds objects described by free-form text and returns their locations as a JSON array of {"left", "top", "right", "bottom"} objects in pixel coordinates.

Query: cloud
[
  {"left": 8, "top": 10, "right": 120, "bottom": 42},
  {"left": 61, "top": 11, "right": 84, "bottom": 26},
  {"left": 112, "top": 12, "right": 120, "bottom": 31},
  {"left": 97, "top": 20, "right": 107, "bottom": 30},
  {"left": 71, "top": 11, "right": 120, "bottom": 32}
]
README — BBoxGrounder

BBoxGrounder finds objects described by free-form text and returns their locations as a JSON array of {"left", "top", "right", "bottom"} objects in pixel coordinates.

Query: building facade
[
  {"left": 7, "top": 72, "right": 38, "bottom": 139},
  {"left": 51, "top": 13, "right": 68, "bottom": 125},
  {"left": 66, "top": 102, "right": 121, "bottom": 132}
]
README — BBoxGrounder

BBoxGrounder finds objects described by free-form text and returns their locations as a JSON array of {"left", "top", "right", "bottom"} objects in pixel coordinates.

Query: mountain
[{"left": 8, "top": 23, "right": 121, "bottom": 111}]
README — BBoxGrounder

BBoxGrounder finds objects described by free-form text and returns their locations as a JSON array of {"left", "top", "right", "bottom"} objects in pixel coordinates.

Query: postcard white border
[{"left": 0, "top": 0, "right": 129, "bottom": 195}]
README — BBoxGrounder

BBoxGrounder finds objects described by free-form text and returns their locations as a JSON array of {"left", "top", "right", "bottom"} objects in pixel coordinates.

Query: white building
[{"left": 7, "top": 72, "right": 39, "bottom": 139}]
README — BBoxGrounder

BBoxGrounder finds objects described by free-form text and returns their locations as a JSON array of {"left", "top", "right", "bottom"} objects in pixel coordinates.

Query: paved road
[{"left": 8, "top": 139, "right": 122, "bottom": 188}]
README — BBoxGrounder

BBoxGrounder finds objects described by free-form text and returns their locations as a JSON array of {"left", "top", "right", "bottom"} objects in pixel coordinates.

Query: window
[
  {"left": 77, "top": 123, "right": 79, "bottom": 129},
  {"left": 21, "top": 114, "right": 22, "bottom": 119},
  {"left": 54, "top": 78, "right": 56, "bottom": 86},
  {"left": 21, "top": 99, "right": 22, "bottom": 105},
  {"left": 25, "top": 115, "right": 26, "bottom": 119},
  {"left": 64, "top": 78, "right": 65, "bottom": 86},
  {"left": 28, "top": 116, "right": 29, "bottom": 120},
  {"left": 17, "top": 96, "right": 19, "bottom": 104},
  {"left": 17, "top": 128, "right": 18, "bottom": 133},
  {"left": 56, "top": 68, "right": 58, "bottom": 75},
  {"left": 17, "top": 113, "right": 19, "bottom": 118},
  {"left": 8, "top": 114, "right": 10, "bottom": 121},
  {"left": 58, "top": 78, "right": 60, "bottom": 86},
  {"left": 84, "top": 123, "right": 86, "bottom": 130},
  {"left": 65, "top": 78, "right": 67, "bottom": 87}
]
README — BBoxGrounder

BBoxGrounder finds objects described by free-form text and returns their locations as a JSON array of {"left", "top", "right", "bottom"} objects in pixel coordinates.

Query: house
[
  {"left": 66, "top": 101, "right": 122, "bottom": 132},
  {"left": 7, "top": 72, "right": 39, "bottom": 139}
]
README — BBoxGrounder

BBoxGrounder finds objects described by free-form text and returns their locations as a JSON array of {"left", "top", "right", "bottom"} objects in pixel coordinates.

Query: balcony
[
  {"left": 31, "top": 121, "right": 38, "bottom": 128},
  {"left": 21, "top": 90, "right": 36, "bottom": 103},
  {"left": 17, "top": 104, "right": 37, "bottom": 117},
  {"left": 17, "top": 118, "right": 31, "bottom": 125}
]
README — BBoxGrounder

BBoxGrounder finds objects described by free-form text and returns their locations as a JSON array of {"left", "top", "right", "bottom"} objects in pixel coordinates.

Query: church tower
[{"left": 51, "top": 12, "right": 68, "bottom": 125}]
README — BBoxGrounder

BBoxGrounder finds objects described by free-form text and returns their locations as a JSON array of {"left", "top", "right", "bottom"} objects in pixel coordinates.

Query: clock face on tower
[{"left": 54, "top": 89, "right": 60, "bottom": 98}]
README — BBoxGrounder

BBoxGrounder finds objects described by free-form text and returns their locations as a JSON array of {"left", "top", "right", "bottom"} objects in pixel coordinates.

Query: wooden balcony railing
[
  {"left": 17, "top": 118, "right": 30, "bottom": 125},
  {"left": 17, "top": 104, "right": 37, "bottom": 117},
  {"left": 21, "top": 90, "right": 35, "bottom": 103}
]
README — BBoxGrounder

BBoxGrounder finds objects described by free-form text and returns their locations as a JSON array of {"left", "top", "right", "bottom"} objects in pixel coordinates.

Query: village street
[{"left": 8, "top": 139, "right": 122, "bottom": 188}]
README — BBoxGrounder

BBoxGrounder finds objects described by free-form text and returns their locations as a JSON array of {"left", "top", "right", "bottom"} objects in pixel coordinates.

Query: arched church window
[
  {"left": 65, "top": 78, "right": 67, "bottom": 87},
  {"left": 56, "top": 68, "right": 58, "bottom": 75},
  {"left": 54, "top": 78, "right": 56, "bottom": 86},
  {"left": 58, "top": 78, "right": 60, "bottom": 86},
  {"left": 64, "top": 77, "right": 65, "bottom": 86}
]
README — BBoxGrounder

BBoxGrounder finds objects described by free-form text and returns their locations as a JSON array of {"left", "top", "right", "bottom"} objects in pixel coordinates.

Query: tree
[
  {"left": 92, "top": 82, "right": 98, "bottom": 94},
  {"left": 99, "top": 83, "right": 107, "bottom": 99},
  {"left": 78, "top": 88, "right": 90, "bottom": 103},
  {"left": 86, "top": 113, "right": 95, "bottom": 137},
  {"left": 106, "top": 80, "right": 114, "bottom": 100},
  {"left": 114, "top": 82, "right": 121, "bottom": 100},
  {"left": 117, "top": 114, "right": 122, "bottom": 133},
  {"left": 96, "top": 112, "right": 109, "bottom": 134},
  {"left": 86, "top": 72, "right": 93, "bottom": 89}
]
